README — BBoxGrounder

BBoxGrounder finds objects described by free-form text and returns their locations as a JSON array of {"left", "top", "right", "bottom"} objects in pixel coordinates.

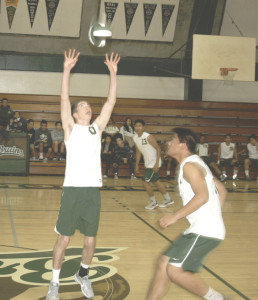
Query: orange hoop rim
[{"left": 220, "top": 67, "right": 238, "bottom": 76}]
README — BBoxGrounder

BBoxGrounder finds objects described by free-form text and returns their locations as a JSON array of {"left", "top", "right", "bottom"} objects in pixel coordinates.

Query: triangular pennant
[
  {"left": 45, "top": 0, "right": 59, "bottom": 30},
  {"left": 104, "top": 2, "right": 118, "bottom": 27},
  {"left": 162, "top": 4, "right": 175, "bottom": 36},
  {"left": 124, "top": 2, "right": 138, "bottom": 34},
  {"left": 27, "top": 0, "right": 39, "bottom": 28},
  {"left": 5, "top": 0, "right": 19, "bottom": 29},
  {"left": 143, "top": 3, "right": 157, "bottom": 36}
]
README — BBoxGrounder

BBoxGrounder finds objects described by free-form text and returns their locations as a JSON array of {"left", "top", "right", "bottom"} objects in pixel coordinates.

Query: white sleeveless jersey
[
  {"left": 63, "top": 123, "right": 102, "bottom": 187},
  {"left": 247, "top": 143, "right": 258, "bottom": 159},
  {"left": 133, "top": 132, "right": 161, "bottom": 168},
  {"left": 220, "top": 142, "right": 235, "bottom": 159},
  {"left": 197, "top": 143, "right": 208, "bottom": 156},
  {"left": 178, "top": 155, "right": 225, "bottom": 240}
]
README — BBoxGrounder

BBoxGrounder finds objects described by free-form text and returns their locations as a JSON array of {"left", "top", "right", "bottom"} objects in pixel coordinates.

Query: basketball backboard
[{"left": 192, "top": 34, "right": 256, "bottom": 81}]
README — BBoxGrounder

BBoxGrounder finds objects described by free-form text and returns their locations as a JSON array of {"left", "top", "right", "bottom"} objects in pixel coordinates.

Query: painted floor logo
[{"left": 0, "top": 247, "right": 130, "bottom": 299}]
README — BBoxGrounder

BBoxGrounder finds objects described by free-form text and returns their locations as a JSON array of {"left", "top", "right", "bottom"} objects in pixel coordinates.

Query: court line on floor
[
  {"left": 112, "top": 197, "right": 250, "bottom": 300},
  {"left": 3, "top": 188, "right": 18, "bottom": 247}
]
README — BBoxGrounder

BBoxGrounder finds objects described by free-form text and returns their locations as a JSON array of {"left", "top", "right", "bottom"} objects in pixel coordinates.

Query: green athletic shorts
[
  {"left": 142, "top": 168, "right": 160, "bottom": 182},
  {"left": 201, "top": 156, "right": 214, "bottom": 166},
  {"left": 55, "top": 187, "right": 101, "bottom": 237},
  {"left": 164, "top": 233, "right": 222, "bottom": 273},
  {"left": 250, "top": 158, "right": 258, "bottom": 167}
]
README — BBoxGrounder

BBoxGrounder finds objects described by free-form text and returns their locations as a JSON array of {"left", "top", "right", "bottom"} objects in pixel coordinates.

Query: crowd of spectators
[{"left": 1, "top": 98, "right": 257, "bottom": 180}]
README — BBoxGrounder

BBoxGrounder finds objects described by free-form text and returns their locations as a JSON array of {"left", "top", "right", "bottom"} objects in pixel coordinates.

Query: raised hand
[
  {"left": 104, "top": 52, "right": 120, "bottom": 75},
  {"left": 63, "top": 49, "right": 80, "bottom": 72}
]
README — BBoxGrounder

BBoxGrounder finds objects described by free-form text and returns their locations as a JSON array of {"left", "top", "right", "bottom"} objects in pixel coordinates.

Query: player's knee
[
  {"left": 58, "top": 235, "right": 70, "bottom": 248},
  {"left": 220, "top": 159, "right": 225, "bottom": 167},
  {"left": 234, "top": 161, "right": 239, "bottom": 167}
]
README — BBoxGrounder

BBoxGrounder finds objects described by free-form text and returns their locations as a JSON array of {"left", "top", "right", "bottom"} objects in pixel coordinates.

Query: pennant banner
[
  {"left": 105, "top": 1, "right": 118, "bottom": 27},
  {"left": 162, "top": 4, "right": 175, "bottom": 36},
  {"left": 143, "top": 3, "right": 157, "bottom": 36},
  {"left": 5, "top": 0, "right": 19, "bottom": 29},
  {"left": 45, "top": 0, "right": 59, "bottom": 30},
  {"left": 124, "top": 2, "right": 138, "bottom": 34},
  {"left": 26, "top": 0, "right": 39, "bottom": 28}
]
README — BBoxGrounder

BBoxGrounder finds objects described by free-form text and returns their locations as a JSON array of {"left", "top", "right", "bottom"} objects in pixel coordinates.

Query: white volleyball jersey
[
  {"left": 197, "top": 143, "right": 208, "bottom": 157},
  {"left": 133, "top": 132, "right": 161, "bottom": 168},
  {"left": 63, "top": 123, "right": 102, "bottom": 187},
  {"left": 247, "top": 143, "right": 258, "bottom": 159},
  {"left": 220, "top": 142, "right": 235, "bottom": 159},
  {"left": 178, "top": 155, "right": 225, "bottom": 240}
]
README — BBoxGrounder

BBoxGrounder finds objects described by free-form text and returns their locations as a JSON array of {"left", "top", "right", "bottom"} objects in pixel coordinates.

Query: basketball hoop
[{"left": 220, "top": 67, "right": 238, "bottom": 84}]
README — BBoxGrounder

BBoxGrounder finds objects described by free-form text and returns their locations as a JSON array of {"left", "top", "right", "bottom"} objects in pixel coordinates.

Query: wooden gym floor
[{"left": 0, "top": 175, "right": 257, "bottom": 300}]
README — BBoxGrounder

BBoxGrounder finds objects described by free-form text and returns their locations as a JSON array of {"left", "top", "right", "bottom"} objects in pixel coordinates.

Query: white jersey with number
[
  {"left": 178, "top": 154, "right": 225, "bottom": 240},
  {"left": 197, "top": 143, "right": 208, "bottom": 157},
  {"left": 220, "top": 142, "right": 235, "bottom": 159},
  {"left": 133, "top": 132, "right": 161, "bottom": 168},
  {"left": 63, "top": 123, "right": 102, "bottom": 187},
  {"left": 247, "top": 143, "right": 258, "bottom": 159}
]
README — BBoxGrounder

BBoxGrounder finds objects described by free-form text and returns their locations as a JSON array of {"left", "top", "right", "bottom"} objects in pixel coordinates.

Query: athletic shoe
[
  {"left": 114, "top": 173, "right": 118, "bottom": 180},
  {"left": 159, "top": 199, "right": 174, "bottom": 208},
  {"left": 219, "top": 174, "right": 227, "bottom": 182},
  {"left": 103, "top": 174, "right": 108, "bottom": 178},
  {"left": 53, "top": 156, "right": 58, "bottom": 161},
  {"left": 43, "top": 157, "right": 48, "bottom": 162},
  {"left": 131, "top": 174, "right": 137, "bottom": 180},
  {"left": 31, "top": 156, "right": 36, "bottom": 161},
  {"left": 46, "top": 281, "right": 59, "bottom": 300},
  {"left": 145, "top": 200, "right": 158, "bottom": 210},
  {"left": 74, "top": 271, "right": 94, "bottom": 299},
  {"left": 232, "top": 174, "right": 238, "bottom": 180},
  {"left": 39, "top": 154, "right": 43, "bottom": 160}
]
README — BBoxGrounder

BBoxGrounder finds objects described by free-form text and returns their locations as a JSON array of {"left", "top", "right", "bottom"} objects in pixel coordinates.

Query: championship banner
[
  {"left": 143, "top": 3, "right": 157, "bottom": 36},
  {"left": 5, "top": 0, "right": 19, "bottom": 29},
  {"left": 162, "top": 4, "right": 175, "bottom": 36},
  {"left": 104, "top": 1, "right": 118, "bottom": 27},
  {"left": 124, "top": 2, "right": 138, "bottom": 34},
  {"left": 100, "top": 0, "right": 179, "bottom": 42},
  {"left": 45, "top": 0, "right": 59, "bottom": 30},
  {"left": 26, "top": 0, "right": 39, "bottom": 27}
]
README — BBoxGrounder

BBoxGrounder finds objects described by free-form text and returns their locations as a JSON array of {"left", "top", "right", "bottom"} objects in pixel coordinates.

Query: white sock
[
  {"left": 233, "top": 169, "right": 238, "bottom": 175},
  {"left": 245, "top": 170, "right": 249, "bottom": 176},
  {"left": 163, "top": 192, "right": 171, "bottom": 201},
  {"left": 203, "top": 287, "right": 223, "bottom": 300},
  {"left": 150, "top": 196, "right": 156, "bottom": 202},
  {"left": 166, "top": 170, "right": 170, "bottom": 175},
  {"left": 81, "top": 263, "right": 89, "bottom": 269},
  {"left": 52, "top": 269, "right": 60, "bottom": 284}
]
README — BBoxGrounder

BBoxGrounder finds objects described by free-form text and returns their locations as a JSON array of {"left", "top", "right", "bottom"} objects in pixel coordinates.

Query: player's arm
[
  {"left": 147, "top": 134, "right": 161, "bottom": 172},
  {"left": 95, "top": 53, "right": 120, "bottom": 134},
  {"left": 233, "top": 145, "right": 238, "bottom": 160},
  {"left": 217, "top": 144, "right": 221, "bottom": 163},
  {"left": 160, "top": 162, "right": 208, "bottom": 228},
  {"left": 134, "top": 144, "right": 142, "bottom": 174},
  {"left": 213, "top": 176, "right": 227, "bottom": 207},
  {"left": 60, "top": 49, "right": 80, "bottom": 140}
]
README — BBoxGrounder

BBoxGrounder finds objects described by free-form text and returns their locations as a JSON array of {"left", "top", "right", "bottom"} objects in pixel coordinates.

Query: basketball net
[{"left": 220, "top": 68, "right": 238, "bottom": 85}]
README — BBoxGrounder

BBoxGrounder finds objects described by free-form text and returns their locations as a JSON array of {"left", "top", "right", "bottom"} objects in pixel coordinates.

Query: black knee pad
[{"left": 234, "top": 161, "right": 239, "bottom": 167}]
